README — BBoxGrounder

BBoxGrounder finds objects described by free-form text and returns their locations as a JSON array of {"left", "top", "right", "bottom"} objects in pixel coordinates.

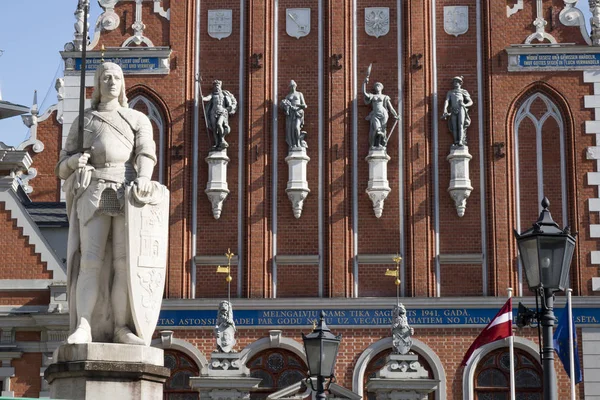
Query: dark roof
[
  {"left": 24, "top": 202, "right": 68, "bottom": 227},
  {"left": 0, "top": 99, "right": 29, "bottom": 120}
]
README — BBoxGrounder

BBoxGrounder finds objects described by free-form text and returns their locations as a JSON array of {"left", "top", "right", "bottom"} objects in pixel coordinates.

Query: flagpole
[
  {"left": 567, "top": 288, "right": 575, "bottom": 400},
  {"left": 507, "top": 287, "right": 516, "bottom": 400}
]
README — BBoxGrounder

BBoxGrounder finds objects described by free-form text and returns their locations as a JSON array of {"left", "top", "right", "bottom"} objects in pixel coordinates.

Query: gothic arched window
[
  {"left": 129, "top": 95, "right": 166, "bottom": 184},
  {"left": 474, "top": 348, "right": 542, "bottom": 399},
  {"left": 513, "top": 91, "right": 569, "bottom": 295},
  {"left": 247, "top": 349, "right": 308, "bottom": 399},
  {"left": 163, "top": 350, "right": 199, "bottom": 400}
]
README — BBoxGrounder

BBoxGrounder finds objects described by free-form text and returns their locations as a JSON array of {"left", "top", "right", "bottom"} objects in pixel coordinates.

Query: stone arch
[
  {"left": 239, "top": 331, "right": 307, "bottom": 366},
  {"left": 127, "top": 86, "right": 170, "bottom": 184},
  {"left": 461, "top": 336, "right": 539, "bottom": 400},
  {"left": 152, "top": 335, "right": 209, "bottom": 374},
  {"left": 352, "top": 337, "right": 447, "bottom": 400}
]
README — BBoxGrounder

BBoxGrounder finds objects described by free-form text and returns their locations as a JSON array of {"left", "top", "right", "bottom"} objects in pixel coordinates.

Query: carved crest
[
  {"left": 444, "top": 6, "right": 469, "bottom": 37},
  {"left": 365, "top": 7, "right": 390, "bottom": 38},
  {"left": 125, "top": 185, "right": 170, "bottom": 346},
  {"left": 208, "top": 9, "right": 233, "bottom": 40},
  {"left": 286, "top": 8, "right": 310, "bottom": 39}
]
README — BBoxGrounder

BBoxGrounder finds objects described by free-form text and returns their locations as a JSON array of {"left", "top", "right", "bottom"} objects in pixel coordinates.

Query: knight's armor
[{"left": 56, "top": 107, "right": 156, "bottom": 224}]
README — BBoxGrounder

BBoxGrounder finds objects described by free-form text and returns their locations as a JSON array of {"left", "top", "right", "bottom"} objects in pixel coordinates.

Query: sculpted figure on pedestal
[
  {"left": 442, "top": 76, "right": 473, "bottom": 147},
  {"left": 363, "top": 77, "right": 399, "bottom": 149},
  {"left": 392, "top": 303, "right": 414, "bottom": 355},
  {"left": 56, "top": 62, "right": 168, "bottom": 346},
  {"left": 280, "top": 80, "right": 308, "bottom": 151},
  {"left": 202, "top": 80, "right": 238, "bottom": 151},
  {"left": 215, "top": 301, "right": 237, "bottom": 353}
]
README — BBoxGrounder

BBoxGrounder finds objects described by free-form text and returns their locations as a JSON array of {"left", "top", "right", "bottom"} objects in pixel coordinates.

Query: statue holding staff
[{"left": 202, "top": 80, "right": 237, "bottom": 151}]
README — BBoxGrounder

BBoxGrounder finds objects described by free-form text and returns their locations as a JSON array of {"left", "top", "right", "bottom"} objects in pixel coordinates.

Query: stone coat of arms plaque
[
  {"left": 286, "top": 8, "right": 311, "bottom": 39},
  {"left": 208, "top": 9, "right": 233, "bottom": 40},
  {"left": 365, "top": 7, "right": 390, "bottom": 38},
  {"left": 444, "top": 6, "right": 469, "bottom": 37}
]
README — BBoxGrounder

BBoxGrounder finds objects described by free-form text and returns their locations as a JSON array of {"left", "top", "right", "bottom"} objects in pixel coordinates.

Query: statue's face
[
  {"left": 453, "top": 79, "right": 461, "bottom": 88},
  {"left": 374, "top": 83, "right": 383, "bottom": 93},
  {"left": 100, "top": 69, "right": 123, "bottom": 101}
]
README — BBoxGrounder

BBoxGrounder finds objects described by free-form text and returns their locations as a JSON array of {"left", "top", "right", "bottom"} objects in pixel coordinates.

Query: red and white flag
[{"left": 462, "top": 298, "right": 513, "bottom": 366}]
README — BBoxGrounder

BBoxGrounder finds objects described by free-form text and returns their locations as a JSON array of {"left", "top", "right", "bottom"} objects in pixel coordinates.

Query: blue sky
[
  {"left": 0, "top": 1, "right": 101, "bottom": 145},
  {"left": 0, "top": 2, "right": 594, "bottom": 146}
]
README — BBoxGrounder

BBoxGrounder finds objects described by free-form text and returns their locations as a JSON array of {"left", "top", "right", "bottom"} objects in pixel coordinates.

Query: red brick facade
[{"left": 2, "top": 0, "right": 599, "bottom": 398}]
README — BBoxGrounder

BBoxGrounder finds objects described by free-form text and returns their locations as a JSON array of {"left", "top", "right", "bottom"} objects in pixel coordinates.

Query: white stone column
[
  {"left": 366, "top": 148, "right": 391, "bottom": 218},
  {"left": 205, "top": 150, "right": 230, "bottom": 219},
  {"left": 447, "top": 146, "right": 473, "bottom": 217},
  {"left": 285, "top": 148, "right": 311, "bottom": 218}
]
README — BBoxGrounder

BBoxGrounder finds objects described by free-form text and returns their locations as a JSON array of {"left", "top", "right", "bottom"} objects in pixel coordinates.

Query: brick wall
[{"left": 0, "top": 204, "right": 52, "bottom": 282}]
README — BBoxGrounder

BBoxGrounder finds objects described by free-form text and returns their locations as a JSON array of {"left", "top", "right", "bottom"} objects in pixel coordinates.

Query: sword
[
  {"left": 68, "top": 0, "right": 91, "bottom": 156},
  {"left": 386, "top": 118, "right": 399, "bottom": 143},
  {"left": 198, "top": 75, "right": 212, "bottom": 145}
]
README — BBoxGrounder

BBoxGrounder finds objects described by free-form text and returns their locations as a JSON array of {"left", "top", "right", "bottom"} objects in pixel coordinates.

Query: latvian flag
[{"left": 461, "top": 298, "right": 513, "bottom": 366}]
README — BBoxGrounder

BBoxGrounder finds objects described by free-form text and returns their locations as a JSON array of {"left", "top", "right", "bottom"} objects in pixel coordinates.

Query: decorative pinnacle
[
  {"left": 101, "top": 44, "right": 105, "bottom": 63},
  {"left": 541, "top": 196, "right": 550, "bottom": 210}
]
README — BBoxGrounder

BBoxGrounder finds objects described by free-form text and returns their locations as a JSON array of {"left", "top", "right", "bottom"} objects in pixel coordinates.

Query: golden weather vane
[
  {"left": 216, "top": 248, "right": 235, "bottom": 302},
  {"left": 385, "top": 255, "right": 402, "bottom": 305}
]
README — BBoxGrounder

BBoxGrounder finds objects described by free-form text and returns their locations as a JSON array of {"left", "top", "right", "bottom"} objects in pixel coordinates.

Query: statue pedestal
[
  {"left": 44, "top": 343, "right": 169, "bottom": 400},
  {"left": 285, "top": 148, "right": 311, "bottom": 218},
  {"left": 190, "top": 352, "right": 261, "bottom": 400},
  {"left": 367, "top": 354, "right": 439, "bottom": 400},
  {"left": 447, "top": 145, "right": 473, "bottom": 217},
  {"left": 205, "top": 149, "right": 230, "bottom": 219},
  {"left": 365, "top": 148, "right": 391, "bottom": 218}
]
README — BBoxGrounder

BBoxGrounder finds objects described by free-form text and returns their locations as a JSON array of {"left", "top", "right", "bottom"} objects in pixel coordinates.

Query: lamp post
[
  {"left": 302, "top": 311, "right": 342, "bottom": 399},
  {"left": 514, "top": 197, "right": 577, "bottom": 400}
]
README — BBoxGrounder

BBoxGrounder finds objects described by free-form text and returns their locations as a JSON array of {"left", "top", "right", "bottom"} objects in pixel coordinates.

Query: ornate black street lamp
[
  {"left": 302, "top": 311, "right": 342, "bottom": 399},
  {"left": 514, "top": 197, "right": 577, "bottom": 400}
]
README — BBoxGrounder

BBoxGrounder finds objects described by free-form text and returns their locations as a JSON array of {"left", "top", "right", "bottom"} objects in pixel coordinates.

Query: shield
[
  {"left": 444, "top": 6, "right": 469, "bottom": 37},
  {"left": 217, "top": 325, "right": 237, "bottom": 353},
  {"left": 286, "top": 8, "right": 310, "bottom": 39},
  {"left": 365, "top": 7, "right": 390, "bottom": 38},
  {"left": 125, "top": 184, "right": 170, "bottom": 346},
  {"left": 208, "top": 9, "right": 233, "bottom": 40}
]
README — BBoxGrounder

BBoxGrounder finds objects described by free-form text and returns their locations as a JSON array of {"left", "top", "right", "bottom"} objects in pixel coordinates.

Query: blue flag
[{"left": 553, "top": 301, "right": 583, "bottom": 383}]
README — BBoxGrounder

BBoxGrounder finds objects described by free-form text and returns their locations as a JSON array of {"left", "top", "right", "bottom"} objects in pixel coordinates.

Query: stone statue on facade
[
  {"left": 442, "top": 76, "right": 473, "bottom": 147},
  {"left": 363, "top": 77, "right": 399, "bottom": 149},
  {"left": 215, "top": 300, "right": 237, "bottom": 353},
  {"left": 392, "top": 303, "right": 414, "bottom": 355},
  {"left": 55, "top": 62, "right": 169, "bottom": 346},
  {"left": 280, "top": 80, "right": 308, "bottom": 151},
  {"left": 202, "top": 80, "right": 238, "bottom": 151}
]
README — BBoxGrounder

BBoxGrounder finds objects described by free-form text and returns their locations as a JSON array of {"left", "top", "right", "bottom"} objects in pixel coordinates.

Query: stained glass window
[
  {"left": 163, "top": 350, "right": 199, "bottom": 400},
  {"left": 475, "top": 348, "right": 542, "bottom": 400},
  {"left": 248, "top": 349, "right": 308, "bottom": 399}
]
